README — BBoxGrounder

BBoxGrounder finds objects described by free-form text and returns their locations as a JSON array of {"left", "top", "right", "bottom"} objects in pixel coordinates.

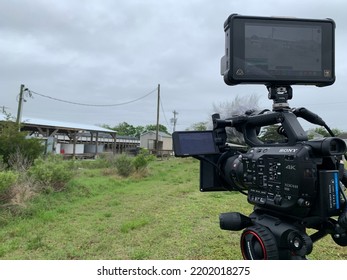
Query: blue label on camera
[{"left": 334, "top": 172, "right": 340, "bottom": 210}]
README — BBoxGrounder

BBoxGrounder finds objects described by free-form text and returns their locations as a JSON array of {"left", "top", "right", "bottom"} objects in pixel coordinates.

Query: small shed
[{"left": 140, "top": 131, "right": 172, "bottom": 152}]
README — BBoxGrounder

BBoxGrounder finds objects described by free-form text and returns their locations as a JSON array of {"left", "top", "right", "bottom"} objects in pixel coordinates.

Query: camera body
[
  {"left": 173, "top": 120, "right": 346, "bottom": 221},
  {"left": 172, "top": 14, "right": 347, "bottom": 259}
]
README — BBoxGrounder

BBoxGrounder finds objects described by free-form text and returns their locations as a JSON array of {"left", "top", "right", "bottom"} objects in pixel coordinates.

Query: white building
[{"left": 140, "top": 131, "right": 172, "bottom": 151}]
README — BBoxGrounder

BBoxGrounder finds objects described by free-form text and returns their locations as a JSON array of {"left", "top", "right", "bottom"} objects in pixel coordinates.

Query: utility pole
[
  {"left": 16, "top": 84, "right": 32, "bottom": 130},
  {"left": 171, "top": 110, "right": 178, "bottom": 132},
  {"left": 155, "top": 84, "right": 160, "bottom": 154},
  {"left": 16, "top": 84, "right": 26, "bottom": 128}
]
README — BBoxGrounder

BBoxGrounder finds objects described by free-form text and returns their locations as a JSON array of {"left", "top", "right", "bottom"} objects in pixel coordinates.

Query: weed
[
  {"left": 133, "top": 150, "right": 155, "bottom": 171},
  {"left": 115, "top": 154, "right": 134, "bottom": 177},
  {"left": 28, "top": 155, "right": 74, "bottom": 191},
  {"left": 120, "top": 217, "right": 150, "bottom": 233},
  {"left": 0, "top": 171, "right": 18, "bottom": 196},
  {"left": 131, "top": 250, "right": 151, "bottom": 260},
  {"left": 26, "top": 235, "right": 45, "bottom": 251}
]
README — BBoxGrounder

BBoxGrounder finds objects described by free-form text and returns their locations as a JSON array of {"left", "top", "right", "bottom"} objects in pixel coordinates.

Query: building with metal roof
[
  {"left": 140, "top": 131, "right": 172, "bottom": 157},
  {"left": 0, "top": 114, "right": 140, "bottom": 158}
]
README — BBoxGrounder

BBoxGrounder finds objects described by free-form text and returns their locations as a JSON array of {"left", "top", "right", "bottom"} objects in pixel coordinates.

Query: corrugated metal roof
[{"left": 0, "top": 114, "right": 116, "bottom": 133}]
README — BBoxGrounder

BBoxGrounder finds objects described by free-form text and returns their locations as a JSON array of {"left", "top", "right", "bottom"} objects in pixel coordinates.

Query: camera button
[{"left": 274, "top": 195, "right": 282, "bottom": 205}]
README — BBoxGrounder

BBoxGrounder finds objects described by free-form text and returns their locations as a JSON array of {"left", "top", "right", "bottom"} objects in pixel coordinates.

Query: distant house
[{"left": 140, "top": 131, "right": 172, "bottom": 151}]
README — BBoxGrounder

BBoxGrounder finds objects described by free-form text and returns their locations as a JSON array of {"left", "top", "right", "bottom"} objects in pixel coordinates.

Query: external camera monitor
[
  {"left": 172, "top": 131, "right": 219, "bottom": 157},
  {"left": 220, "top": 14, "right": 335, "bottom": 86}
]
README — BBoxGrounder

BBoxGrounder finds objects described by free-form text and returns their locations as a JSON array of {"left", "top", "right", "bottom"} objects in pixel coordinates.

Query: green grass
[{"left": 0, "top": 158, "right": 346, "bottom": 260}]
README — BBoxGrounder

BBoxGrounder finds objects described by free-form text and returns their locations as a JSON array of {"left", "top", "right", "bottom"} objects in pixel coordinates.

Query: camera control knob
[
  {"left": 297, "top": 198, "right": 311, "bottom": 207},
  {"left": 274, "top": 195, "right": 282, "bottom": 205},
  {"left": 287, "top": 231, "right": 313, "bottom": 257},
  {"left": 297, "top": 198, "right": 305, "bottom": 207}
]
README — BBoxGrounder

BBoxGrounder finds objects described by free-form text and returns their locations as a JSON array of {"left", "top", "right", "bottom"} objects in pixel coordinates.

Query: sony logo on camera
[{"left": 279, "top": 148, "right": 298, "bottom": 153}]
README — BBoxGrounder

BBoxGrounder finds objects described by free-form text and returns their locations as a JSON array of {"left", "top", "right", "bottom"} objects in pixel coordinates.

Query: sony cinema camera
[{"left": 173, "top": 14, "right": 347, "bottom": 259}]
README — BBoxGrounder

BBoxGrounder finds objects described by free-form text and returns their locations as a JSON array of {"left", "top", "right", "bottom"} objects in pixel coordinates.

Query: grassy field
[{"left": 0, "top": 157, "right": 346, "bottom": 260}]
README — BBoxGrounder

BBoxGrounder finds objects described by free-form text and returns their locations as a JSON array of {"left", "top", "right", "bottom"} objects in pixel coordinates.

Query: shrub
[
  {"left": 6, "top": 175, "right": 37, "bottom": 209},
  {"left": 28, "top": 155, "right": 74, "bottom": 191},
  {"left": 0, "top": 171, "right": 18, "bottom": 196},
  {"left": 7, "top": 149, "right": 33, "bottom": 172},
  {"left": 0, "top": 155, "right": 7, "bottom": 171},
  {"left": 115, "top": 154, "right": 134, "bottom": 177},
  {"left": 0, "top": 121, "right": 44, "bottom": 167},
  {"left": 133, "top": 150, "right": 155, "bottom": 171}
]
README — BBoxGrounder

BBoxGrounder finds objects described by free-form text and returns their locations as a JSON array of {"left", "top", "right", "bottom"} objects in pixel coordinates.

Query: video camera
[{"left": 173, "top": 14, "right": 347, "bottom": 259}]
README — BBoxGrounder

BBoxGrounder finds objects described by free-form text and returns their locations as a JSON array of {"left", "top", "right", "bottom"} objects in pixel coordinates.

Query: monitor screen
[
  {"left": 244, "top": 23, "right": 322, "bottom": 78},
  {"left": 221, "top": 15, "right": 335, "bottom": 86},
  {"left": 172, "top": 131, "right": 219, "bottom": 156}
]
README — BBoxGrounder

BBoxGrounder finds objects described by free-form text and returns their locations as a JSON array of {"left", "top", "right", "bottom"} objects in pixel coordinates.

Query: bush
[
  {"left": 0, "top": 156, "right": 7, "bottom": 171},
  {"left": 133, "top": 150, "right": 155, "bottom": 171},
  {"left": 0, "top": 121, "right": 44, "bottom": 167},
  {"left": 115, "top": 154, "right": 134, "bottom": 177},
  {"left": 28, "top": 155, "right": 74, "bottom": 191},
  {"left": 7, "top": 149, "right": 33, "bottom": 172},
  {"left": 0, "top": 171, "right": 18, "bottom": 195}
]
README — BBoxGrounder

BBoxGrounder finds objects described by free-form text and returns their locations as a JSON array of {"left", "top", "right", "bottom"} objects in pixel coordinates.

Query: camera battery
[{"left": 319, "top": 170, "right": 340, "bottom": 217}]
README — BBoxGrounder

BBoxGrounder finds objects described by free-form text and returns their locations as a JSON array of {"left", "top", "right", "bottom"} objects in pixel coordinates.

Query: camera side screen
[
  {"left": 221, "top": 15, "right": 335, "bottom": 86},
  {"left": 172, "top": 131, "right": 219, "bottom": 157}
]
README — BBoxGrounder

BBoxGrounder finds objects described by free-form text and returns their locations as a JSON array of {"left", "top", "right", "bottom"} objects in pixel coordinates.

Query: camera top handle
[{"left": 214, "top": 86, "right": 332, "bottom": 147}]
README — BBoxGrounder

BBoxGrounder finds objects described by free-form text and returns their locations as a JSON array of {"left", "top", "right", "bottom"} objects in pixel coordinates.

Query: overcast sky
[{"left": 1, "top": 0, "right": 346, "bottom": 133}]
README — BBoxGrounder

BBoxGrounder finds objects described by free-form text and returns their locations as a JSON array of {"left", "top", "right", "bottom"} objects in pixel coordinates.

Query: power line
[
  {"left": 28, "top": 87, "right": 158, "bottom": 107},
  {"left": 160, "top": 98, "right": 171, "bottom": 130}
]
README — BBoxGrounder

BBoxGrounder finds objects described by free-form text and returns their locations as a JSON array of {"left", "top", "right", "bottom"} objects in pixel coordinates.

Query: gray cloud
[{"left": 1, "top": 0, "right": 346, "bottom": 132}]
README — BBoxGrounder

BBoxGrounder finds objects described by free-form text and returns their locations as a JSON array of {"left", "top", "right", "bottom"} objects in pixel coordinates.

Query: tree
[
  {"left": 0, "top": 120, "right": 43, "bottom": 168},
  {"left": 134, "top": 126, "right": 145, "bottom": 138},
  {"left": 188, "top": 122, "right": 208, "bottom": 131},
  {"left": 308, "top": 127, "right": 342, "bottom": 139},
  {"left": 113, "top": 122, "right": 137, "bottom": 136},
  {"left": 102, "top": 122, "right": 143, "bottom": 137},
  {"left": 258, "top": 125, "right": 287, "bottom": 143},
  {"left": 102, "top": 122, "right": 169, "bottom": 137},
  {"left": 144, "top": 124, "right": 170, "bottom": 135}
]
